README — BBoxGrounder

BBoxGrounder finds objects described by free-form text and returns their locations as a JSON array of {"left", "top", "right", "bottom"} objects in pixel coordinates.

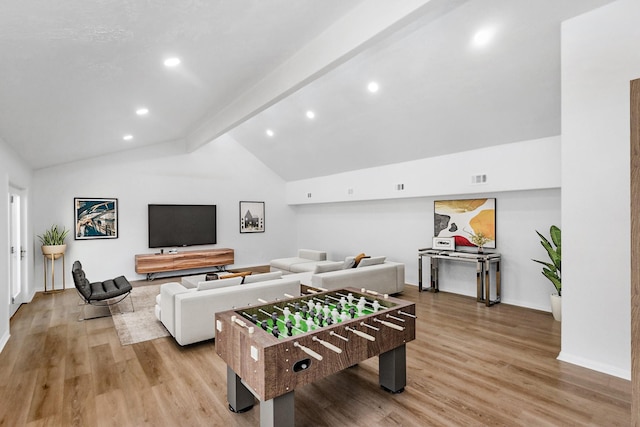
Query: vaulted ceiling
[{"left": 0, "top": 0, "right": 615, "bottom": 180}]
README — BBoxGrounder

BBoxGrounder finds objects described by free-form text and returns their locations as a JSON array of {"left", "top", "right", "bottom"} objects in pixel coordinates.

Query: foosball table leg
[
  {"left": 227, "top": 366, "right": 254, "bottom": 413},
  {"left": 260, "top": 391, "right": 295, "bottom": 427},
  {"left": 379, "top": 344, "right": 407, "bottom": 393}
]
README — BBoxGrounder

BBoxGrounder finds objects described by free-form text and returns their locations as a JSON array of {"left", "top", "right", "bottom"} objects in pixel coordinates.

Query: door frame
[
  {"left": 8, "top": 186, "right": 26, "bottom": 317},
  {"left": 629, "top": 78, "right": 639, "bottom": 425}
]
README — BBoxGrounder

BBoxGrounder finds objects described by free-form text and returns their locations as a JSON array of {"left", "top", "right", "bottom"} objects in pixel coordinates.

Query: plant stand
[{"left": 43, "top": 252, "right": 65, "bottom": 293}]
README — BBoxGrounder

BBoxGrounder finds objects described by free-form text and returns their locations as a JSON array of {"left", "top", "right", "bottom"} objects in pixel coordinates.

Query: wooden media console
[{"left": 135, "top": 248, "right": 234, "bottom": 279}]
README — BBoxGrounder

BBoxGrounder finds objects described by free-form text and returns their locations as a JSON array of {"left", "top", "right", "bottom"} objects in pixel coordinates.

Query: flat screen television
[{"left": 148, "top": 204, "right": 217, "bottom": 248}]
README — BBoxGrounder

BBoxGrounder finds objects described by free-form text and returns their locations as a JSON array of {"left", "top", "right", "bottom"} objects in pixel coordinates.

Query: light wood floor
[{"left": 0, "top": 282, "right": 631, "bottom": 426}]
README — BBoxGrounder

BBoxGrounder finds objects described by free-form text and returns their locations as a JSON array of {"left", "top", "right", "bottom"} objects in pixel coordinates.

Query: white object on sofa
[
  {"left": 270, "top": 249, "right": 333, "bottom": 273},
  {"left": 156, "top": 276, "right": 301, "bottom": 346}
]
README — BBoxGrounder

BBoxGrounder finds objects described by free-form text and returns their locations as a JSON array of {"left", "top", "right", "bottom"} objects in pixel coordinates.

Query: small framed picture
[
  {"left": 433, "top": 237, "right": 455, "bottom": 251},
  {"left": 74, "top": 198, "right": 118, "bottom": 240},
  {"left": 240, "top": 201, "right": 265, "bottom": 233}
]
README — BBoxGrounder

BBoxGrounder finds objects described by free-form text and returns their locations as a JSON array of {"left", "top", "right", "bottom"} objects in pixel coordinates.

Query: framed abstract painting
[
  {"left": 434, "top": 198, "right": 496, "bottom": 249},
  {"left": 74, "top": 198, "right": 118, "bottom": 240}
]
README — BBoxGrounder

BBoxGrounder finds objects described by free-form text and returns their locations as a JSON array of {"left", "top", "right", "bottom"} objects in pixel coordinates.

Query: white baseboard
[
  {"left": 557, "top": 350, "right": 631, "bottom": 380},
  {"left": 0, "top": 329, "right": 10, "bottom": 353}
]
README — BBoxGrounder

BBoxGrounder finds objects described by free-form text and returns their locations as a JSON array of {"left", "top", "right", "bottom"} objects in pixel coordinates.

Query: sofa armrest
[
  {"left": 160, "top": 282, "right": 190, "bottom": 336},
  {"left": 174, "top": 278, "right": 301, "bottom": 346}
]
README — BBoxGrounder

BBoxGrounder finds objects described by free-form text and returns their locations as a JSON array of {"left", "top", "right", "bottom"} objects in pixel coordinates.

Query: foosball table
[{"left": 215, "top": 287, "right": 416, "bottom": 427}]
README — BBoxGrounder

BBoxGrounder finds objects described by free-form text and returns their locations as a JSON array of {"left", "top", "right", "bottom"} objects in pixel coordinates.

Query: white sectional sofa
[
  {"left": 155, "top": 272, "right": 301, "bottom": 346},
  {"left": 271, "top": 250, "right": 405, "bottom": 295}
]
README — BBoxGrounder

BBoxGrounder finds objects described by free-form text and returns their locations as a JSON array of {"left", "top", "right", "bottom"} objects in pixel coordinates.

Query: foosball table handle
[
  {"left": 345, "top": 326, "right": 376, "bottom": 341},
  {"left": 373, "top": 317, "right": 404, "bottom": 331},
  {"left": 231, "top": 315, "right": 255, "bottom": 334},
  {"left": 294, "top": 341, "right": 323, "bottom": 361},
  {"left": 312, "top": 336, "right": 342, "bottom": 354}
]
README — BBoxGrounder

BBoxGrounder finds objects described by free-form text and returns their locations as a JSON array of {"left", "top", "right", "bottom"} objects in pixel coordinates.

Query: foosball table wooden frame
[{"left": 215, "top": 287, "right": 416, "bottom": 427}]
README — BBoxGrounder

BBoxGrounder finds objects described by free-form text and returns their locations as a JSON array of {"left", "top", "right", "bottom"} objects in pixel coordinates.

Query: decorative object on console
[
  {"left": 434, "top": 198, "right": 496, "bottom": 249},
  {"left": 466, "top": 231, "right": 490, "bottom": 253},
  {"left": 432, "top": 236, "right": 455, "bottom": 251},
  {"left": 74, "top": 197, "right": 118, "bottom": 240},
  {"left": 533, "top": 225, "right": 561, "bottom": 321},
  {"left": 240, "top": 201, "right": 265, "bottom": 233}
]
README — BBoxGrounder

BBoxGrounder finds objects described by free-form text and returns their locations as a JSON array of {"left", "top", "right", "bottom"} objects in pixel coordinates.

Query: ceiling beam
[{"left": 186, "top": 0, "right": 469, "bottom": 152}]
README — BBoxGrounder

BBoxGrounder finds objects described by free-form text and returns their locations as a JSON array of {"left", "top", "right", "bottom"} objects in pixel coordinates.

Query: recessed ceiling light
[
  {"left": 306, "top": 110, "right": 315, "bottom": 119},
  {"left": 136, "top": 107, "right": 149, "bottom": 116},
  {"left": 266, "top": 129, "right": 274, "bottom": 137},
  {"left": 367, "top": 82, "right": 379, "bottom": 93},
  {"left": 472, "top": 27, "right": 496, "bottom": 47},
  {"left": 123, "top": 134, "right": 133, "bottom": 141},
  {"left": 164, "top": 57, "right": 181, "bottom": 67}
]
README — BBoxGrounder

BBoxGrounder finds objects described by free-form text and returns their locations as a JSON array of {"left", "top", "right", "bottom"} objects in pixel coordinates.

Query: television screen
[{"left": 148, "top": 204, "right": 217, "bottom": 248}]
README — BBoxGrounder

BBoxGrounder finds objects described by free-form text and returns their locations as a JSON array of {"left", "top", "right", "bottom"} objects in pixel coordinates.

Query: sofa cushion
[
  {"left": 197, "top": 276, "right": 243, "bottom": 291},
  {"left": 357, "top": 256, "right": 386, "bottom": 268},
  {"left": 290, "top": 260, "right": 339, "bottom": 273},
  {"left": 243, "top": 271, "right": 283, "bottom": 284},
  {"left": 270, "top": 257, "right": 311, "bottom": 271},
  {"left": 313, "top": 261, "right": 345, "bottom": 274},
  {"left": 343, "top": 256, "right": 356, "bottom": 269}
]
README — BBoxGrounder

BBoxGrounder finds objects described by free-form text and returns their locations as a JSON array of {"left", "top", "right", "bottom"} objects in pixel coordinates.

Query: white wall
[
  {"left": 287, "top": 136, "right": 560, "bottom": 204},
  {"left": 292, "top": 137, "right": 561, "bottom": 312},
  {"left": 560, "top": 0, "right": 638, "bottom": 379},
  {"left": 31, "top": 135, "right": 296, "bottom": 287},
  {"left": 0, "top": 138, "right": 33, "bottom": 351}
]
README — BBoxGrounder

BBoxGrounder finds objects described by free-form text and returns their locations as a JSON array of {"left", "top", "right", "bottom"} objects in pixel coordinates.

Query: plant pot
[
  {"left": 550, "top": 293, "right": 561, "bottom": 322},
  {"left": 42, "top": 244, "right": 67, "bottom": 260}
]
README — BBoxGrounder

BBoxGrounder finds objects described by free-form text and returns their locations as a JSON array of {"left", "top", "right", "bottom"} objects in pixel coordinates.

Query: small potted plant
[
  {"left": 533, "top": 225, "right": 561, "bottom": 321},
  {"left": 466, "top": 230, "right": 490, "bottom": 253},
  {"left": 38, "top": 225, "right": 69, "bottom": 259}
]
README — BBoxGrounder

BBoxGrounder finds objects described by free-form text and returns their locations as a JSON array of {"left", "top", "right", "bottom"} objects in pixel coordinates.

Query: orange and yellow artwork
[{"left": 434, "top": 198, "right": 496, "bottom": 249}]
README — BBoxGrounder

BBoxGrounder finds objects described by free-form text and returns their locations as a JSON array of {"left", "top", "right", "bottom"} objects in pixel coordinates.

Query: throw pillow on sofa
[
  {"left": 344, "top": 253, "right": 370, "bottom": 268},
  {"left": 356, "top": 256, "right": 386, "bottom": 268},
  {"left": 197, "top": 276, "right": 243, "bottom": 291},
  {"left": 313, "top": 261, "right": 345, "bottom": 274},
  {"left": 354, "top": 253, "right": 368, "bottom": 266}
]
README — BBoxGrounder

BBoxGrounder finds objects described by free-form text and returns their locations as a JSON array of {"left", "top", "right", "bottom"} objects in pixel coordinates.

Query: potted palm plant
[
  {"left": 533, "top": 225, "right": 561, "bottom": 321},
  {"left": 38, "top": 225, "right": 69, "bottom": 259}
]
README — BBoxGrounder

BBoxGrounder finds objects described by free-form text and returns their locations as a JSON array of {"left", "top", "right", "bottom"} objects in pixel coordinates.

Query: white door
[{"left": 9, "top": 190, "right": 25, "bottom": 317}]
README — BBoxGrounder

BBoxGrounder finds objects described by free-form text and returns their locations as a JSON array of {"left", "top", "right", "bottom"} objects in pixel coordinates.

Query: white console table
[{"left": 418, "top": 248, "right": 501, "bottom": 307}]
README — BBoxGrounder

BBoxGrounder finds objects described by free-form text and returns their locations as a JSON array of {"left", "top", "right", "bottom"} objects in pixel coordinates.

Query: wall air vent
[{"left": 471, "top": 174, "right": 487, "bottom": 184}]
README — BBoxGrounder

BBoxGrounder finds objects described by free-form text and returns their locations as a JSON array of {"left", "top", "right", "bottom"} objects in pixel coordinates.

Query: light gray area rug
[{"left": 110, "top": 284, "right": 169, "bottom": 345}]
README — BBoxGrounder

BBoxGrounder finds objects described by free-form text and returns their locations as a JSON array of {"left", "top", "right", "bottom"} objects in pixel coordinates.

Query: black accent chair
[{"left": 72, "top": 260, "right": 134, "bottom": 320}]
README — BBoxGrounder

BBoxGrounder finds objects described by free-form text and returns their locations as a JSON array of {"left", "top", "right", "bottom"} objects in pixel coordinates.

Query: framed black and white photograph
[
  {"left": 240, "top": 201, "right": 265, "bottom": 233},
  {"left": 74, "top": 198, "right": 118, "bottom": 240}
]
